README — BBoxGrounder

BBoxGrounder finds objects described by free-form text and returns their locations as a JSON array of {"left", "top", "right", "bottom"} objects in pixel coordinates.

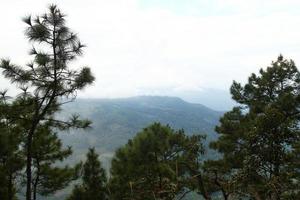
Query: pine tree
[
  {"left": 209, "top": 55, "right": 300, "bottom": 199},
  {"left": 68, "top": 148, "right": 107, "bottom": 200},
  {"left": 108, "top": 123, "right": 205, "bottom": 200},
  {"left": 0, "top": 91, "right": 24, "bottom": 200},
  {"left": 0, "top": 5, "right": 94, "bottom": 200},
  {"left": 201, "top": 108, "right": 247, "bottom": 200},
  {"left": 31, "top": 125, "right": 78, "bottom": 200}
]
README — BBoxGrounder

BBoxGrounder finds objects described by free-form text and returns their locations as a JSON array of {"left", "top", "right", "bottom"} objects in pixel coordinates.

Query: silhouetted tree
[
  {"left": 68, "top": 148, "right": 107, "bottom": 200},
  {"left": 31, "top": 125, "right": 79, "bottom": 200},
  {"left": 0, "top": 5, "right": 94, "bottom": 200},
  {"left": 109, "top": 123, "right": 205, "bottom": 200},
  {"left": 209, "top": 55, "right": 300, "bottom": 199},
  {"left": 0, "top": 91, "right": 25, "bottom": 200}
]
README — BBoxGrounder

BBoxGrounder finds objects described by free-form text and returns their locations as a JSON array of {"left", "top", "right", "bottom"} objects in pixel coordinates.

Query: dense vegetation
[
  {"left": 0, "top": 5, "right": 299, "bottom": 200},
  {"left": 0, "top": 5, "right": 94, "bottom": 200},
  {"left": 67, "top": 148, "right": 107, "bottom": 200},
  {"left": 108, "top": 122, "right": 205, "bottom": 200},
  {"left": 204, "top": 55, "right": 300, "bottom": 200}
]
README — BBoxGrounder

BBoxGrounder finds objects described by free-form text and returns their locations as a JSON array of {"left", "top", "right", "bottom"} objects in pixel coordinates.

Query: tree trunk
[
  {"left": 33, "top": 160, "right": 40, "bottom": 200},
  {"left": 33, "top": 184, "right": 37, "bottom": 200},
  {"left": 196, "top": 174, "right": 211, "bottom": 200},
  {"left": 8, "top": 173, "right": 13, "bottom": 200},
  {"left": 223, "top": 193, "right": 228, "bottom": 200},
  {"left": 26, "top": 131, "right": 33, "bottom": 200}
]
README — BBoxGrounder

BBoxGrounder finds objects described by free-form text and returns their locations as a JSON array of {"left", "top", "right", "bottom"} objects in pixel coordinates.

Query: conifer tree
[
  {"left": 109, "top": 123, "right": 205, "bottom": 200},
  {"left": 0, "top": 91, "right": 24, "bottom": 200},
  {"left": 68, "top": 148, "right": 107, "bottom": 200},
  {"left": 31, "top": 125, "right": 79, "bottom": 200},
  {"left": 209, "top": 55, "right": 300, "bottom": 199},
  {"left": 0, "top": 5, "right": 94, "bottom": 200}
]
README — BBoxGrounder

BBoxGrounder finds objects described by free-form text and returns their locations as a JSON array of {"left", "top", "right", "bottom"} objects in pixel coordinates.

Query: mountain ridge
[
  {"left": 48, "top": 96, "right": 223, "bottom": 200},
  {"left": 60, "top": 96, "right": 222, "bottom": 160},
  {"left": 73, "top": 95, "right": 223, "bottom": 113}
]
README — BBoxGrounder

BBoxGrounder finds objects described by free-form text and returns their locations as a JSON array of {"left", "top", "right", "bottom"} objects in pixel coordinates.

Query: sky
[{"left": 1, "top": 0, "right": 300, "bottom": 102}]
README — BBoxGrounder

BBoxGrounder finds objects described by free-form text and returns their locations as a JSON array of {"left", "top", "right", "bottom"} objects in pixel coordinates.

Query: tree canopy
[
  {"left": 109, "top": 122, "right": 205, "bottom": 200},
  {"left": 68, "top": 148, "right": 107, "bottom": 200},
  {"left": 0, "top": 4, "right": 94, "bottom": 200},
  {"left": 208, "top": 55, "right": 300, "bottom": 199}
]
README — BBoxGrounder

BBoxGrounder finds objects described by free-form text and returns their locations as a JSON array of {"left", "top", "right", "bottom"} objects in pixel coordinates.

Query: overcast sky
[{"left": 1, "top": 0, "right": 300, "bottom": 99}]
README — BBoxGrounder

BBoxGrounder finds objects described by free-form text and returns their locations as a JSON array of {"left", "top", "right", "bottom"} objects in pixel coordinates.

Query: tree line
[{"left": 0, "top": 5, "right": 299, "bottom": 200}]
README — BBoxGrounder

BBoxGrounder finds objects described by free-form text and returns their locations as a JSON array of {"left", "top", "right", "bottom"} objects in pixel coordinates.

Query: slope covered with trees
[{"left": 59, "top": 96, "right": 222, "bottom": 165}]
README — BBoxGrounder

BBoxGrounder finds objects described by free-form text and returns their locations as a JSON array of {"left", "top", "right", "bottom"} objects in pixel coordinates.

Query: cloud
[{"left": 1, "top": 0, "right": 300, "bottom": 99}]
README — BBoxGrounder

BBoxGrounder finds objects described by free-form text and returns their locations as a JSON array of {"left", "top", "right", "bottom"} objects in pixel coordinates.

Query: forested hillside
[{"left": 59, "top": 96, "right": 222, "bottom": 165}]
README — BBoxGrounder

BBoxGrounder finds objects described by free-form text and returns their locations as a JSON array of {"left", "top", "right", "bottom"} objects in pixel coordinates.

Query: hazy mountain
[
  {"left": 155, "top": 87, "right": 236, "bottom": 111},
  {"left": 43, "top": 96, "right": 223, "bottom": 200},
  {"left": 59, "top": 96, "right": 222, "bottom": 163},
  {"left": 140, "top": 87, "right": 235, "bottom": 111},
  {"left": 177, "top": 88, "right": 236, "bottom": 111}
]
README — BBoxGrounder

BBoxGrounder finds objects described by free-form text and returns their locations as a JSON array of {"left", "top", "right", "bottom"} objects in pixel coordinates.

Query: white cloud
[{"left": 1, "top": 0, "right": 300, "bottom": 99}]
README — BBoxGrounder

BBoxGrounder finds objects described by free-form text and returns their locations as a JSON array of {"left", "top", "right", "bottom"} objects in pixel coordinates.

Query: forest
[{"left": 0, "top": 5, "right": 299, "bottom": 200}]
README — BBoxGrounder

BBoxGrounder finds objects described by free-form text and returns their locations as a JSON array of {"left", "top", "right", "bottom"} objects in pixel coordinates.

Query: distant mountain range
[
  {"left": 59, "top": 96, "right": 222, "bottom": 164},
  {"left": 173, "top": 88, "right": 235, "bottom": 111},
  {"left": 46, "top": 96, "right": 224, "bottom": 199},
  {"left": 142, "top": 87, "right": 236, "bottom": 111}
]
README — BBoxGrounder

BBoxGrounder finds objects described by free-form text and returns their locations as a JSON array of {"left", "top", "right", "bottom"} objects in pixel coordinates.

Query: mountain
[
  {"left": 176, "top": 88, "right": 236, "bottom": 111},
  {"left": 45, "top": 96, "right": 223, "bottom": 200},
  {"left": 152, "top": 87, "right": 236, "bottom": 111},
  {"left": 59, "top": 96, "right": 222, "bottom": 164}
]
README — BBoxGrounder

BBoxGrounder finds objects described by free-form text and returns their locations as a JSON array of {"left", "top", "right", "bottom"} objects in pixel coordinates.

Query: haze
[{"left": 1, "top": 0, "right": 300, "bottom": 108}]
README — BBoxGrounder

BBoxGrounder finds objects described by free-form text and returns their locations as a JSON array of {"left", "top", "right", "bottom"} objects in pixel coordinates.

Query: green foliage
[
  {"left": 0, "top": 4, "right": 94, "bottom": 200},
  {"left": 31, "top": 125, "right": 79, "bottom": 199},
  {"left": 67, "top": 148, "right": 107, "bottom": 200},
  {"left": 208, "top": 55, "right": 300, "bottom": 199},
  {"left": 0, "top": 92, "right": 25, "bottom": 200},
  {"left": 66, "top": 186, "right": 86, "bottom": 200},
  {"left": 108, "top": 122, "right": 205, "bottom": 200},
  {"left": 60, "top": 96, "right": 221, "bottom": 159}
]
